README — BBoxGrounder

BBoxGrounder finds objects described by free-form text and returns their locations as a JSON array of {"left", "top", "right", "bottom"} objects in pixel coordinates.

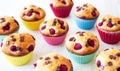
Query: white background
[{"left": 0, "top": 0, "right": 120, "bottom": 71}]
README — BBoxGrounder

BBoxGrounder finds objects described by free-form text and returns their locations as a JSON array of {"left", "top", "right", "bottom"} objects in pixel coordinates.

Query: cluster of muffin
[{"left": 0, "top": 0, "right": 120, "bottom": 71}]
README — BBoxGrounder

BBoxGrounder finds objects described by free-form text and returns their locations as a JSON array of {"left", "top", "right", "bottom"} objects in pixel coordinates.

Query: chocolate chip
[
  {"left": 20, "top": 36, "right": 24, "bottom": 42},
  {"left": 82, "top": 8, "right": 85, "bottom": 10},
  {"left": 60, "top": 25, "right": 65, "bottom": 30},
  {"left": 109, "top": 55, "right": 116, "bottom": 60},
  {"left": 83, "top": 4, "right": 88, "bottom": 7},
  {"left": 34, "top": 18, "right": 39, "bottom": 21},
  {"left": 102, "top": 19, "right": 106, "bottom": 22},
  {"left": 44, "top": 21, "right": 47, "bottom": 24},
  {"left": 45, "top": 60, "right": 51, "bottom": 65},
  {"left": 10, "top": 35, "right": 14, "bottom": 38},
  {"left": 52, "top": 19, "right": 57, "bottom": 26},
  {"left": 76, "top": 31, "right": 84, "bottom": 36},
  {"left": 10, "top": 35, "right": 16, "bottom": 41},
  {"left": 80, "top": 32, "right": 84, "bottom": 36},
  {"left": 108, "top": 62, "right": 113, "bottom": 66},
  {"left": 0, "top": 18, "right": 5, "bottom": 23},
  {"left": 57, "top": 19, "right": 64, "bottom": 26},
  {"left": 34, "top": 11, "right": 40, "bottom": 15},
  {"left": 45, "top": 57, "right": 50, "bottom": 60},
  {"left": 39, "top": 57, "right": 43, "bottom": 60},
  {"left": 116, "top": 53, "right": 120, "bottom": 57},
  {"left": 24, "top": 7, "right": 27, "bottom": 10},
  {"left": 54, "top": 56, "right": 59, "bottom": 59},
  {"left": 11, "top": 38, "right": 16, "bottom": 42}
]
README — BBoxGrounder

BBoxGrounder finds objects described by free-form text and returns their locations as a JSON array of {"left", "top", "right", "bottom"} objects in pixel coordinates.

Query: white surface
[{"left": 0, "top": 0, "right": 120, "bottom": 71}]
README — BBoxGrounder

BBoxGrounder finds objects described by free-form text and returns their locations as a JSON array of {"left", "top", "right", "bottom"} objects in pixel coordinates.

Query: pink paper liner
[
  {"left": 96, "top": 26, "right": 120, "bottom": 44},
  {"left": 41, "top": 33, "right": 68, "bottom": 45},
  {"left": 50, "top": 4, "right": 73, "bottom": 18}
]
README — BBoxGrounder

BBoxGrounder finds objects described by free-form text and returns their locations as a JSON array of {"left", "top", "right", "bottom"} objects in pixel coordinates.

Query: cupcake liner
[
  {"left": 66, "top": 48, "right": 96, "bottom": 64},
  {"left": 96, "top": 26, "right": 120, "bottom": 44},
  {"left": 21, "top": 18, "right": 45, "bottom": 30},
  {"left": 50, "top": 4, "right": 73, "bottom": 18},
  {"left": 2, "top": 52, "right": 33, "bottom": 66},
  {"left": 72, "top": 14, "right": 97, "bottom": 30},
  {"left": 42, "top": 33, "right": 68, "bottom": 45}
]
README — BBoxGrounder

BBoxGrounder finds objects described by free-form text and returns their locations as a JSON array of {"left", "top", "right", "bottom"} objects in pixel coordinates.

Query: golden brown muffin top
[
  {"left": 96, "top": 48, "right": 120, "bottom": 71},
  {"left": 65, "top": 31, "right": 99, "bottom": 55},
  {"left": 34, "top": 53, "right": 73, "bottom": 71},
  {"left": 96, "top": 15, "right": 120, "bottom": 32},
  {"left": 40, "top": 18, "right": 69, "bottom": 37},
  {"left": 0, "top": 16, "right": 19, "bottom": 35},
  {"left": 74, "top": 3, "right": 99, "bottom": 20},
  {"left": 1, "top": 33, "right": 35, "bottom": 56},
  {"left": 50, "top": 0, "right": 73, "bottom": 7},
  {"left": 20, "top": 5, "right": 46, "bottom": 21}
]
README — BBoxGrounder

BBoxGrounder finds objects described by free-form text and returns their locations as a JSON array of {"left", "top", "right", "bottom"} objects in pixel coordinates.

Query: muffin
[
  {"left": 96, "top": 15, "right": 120, "bottom": 44},
  {"left": 65, "top": 31, "right": 99, "bottom": 64},
  {"left": 50, "top": 0, "right": 74, "bottom": 18},
  {"left": 33, "top": 53, "right": 73, "bottom": 71},
  {"left": 96, "top": 48, "right": 120, "bottom": 71},
  {"left": 20, "top": 5, "right": 46, "bottom": 30},
  {"left": 1, "top": 33, "right": 35, "bottom": 66},
  {"left": 39, "top": 18, "right": 69, "bottom": 45},
  {"left": 0, "top": 16, "right": 19, "bottom": 44},
  {"left": 73, "top": 3, "right": 99, "bottom": 29}
]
